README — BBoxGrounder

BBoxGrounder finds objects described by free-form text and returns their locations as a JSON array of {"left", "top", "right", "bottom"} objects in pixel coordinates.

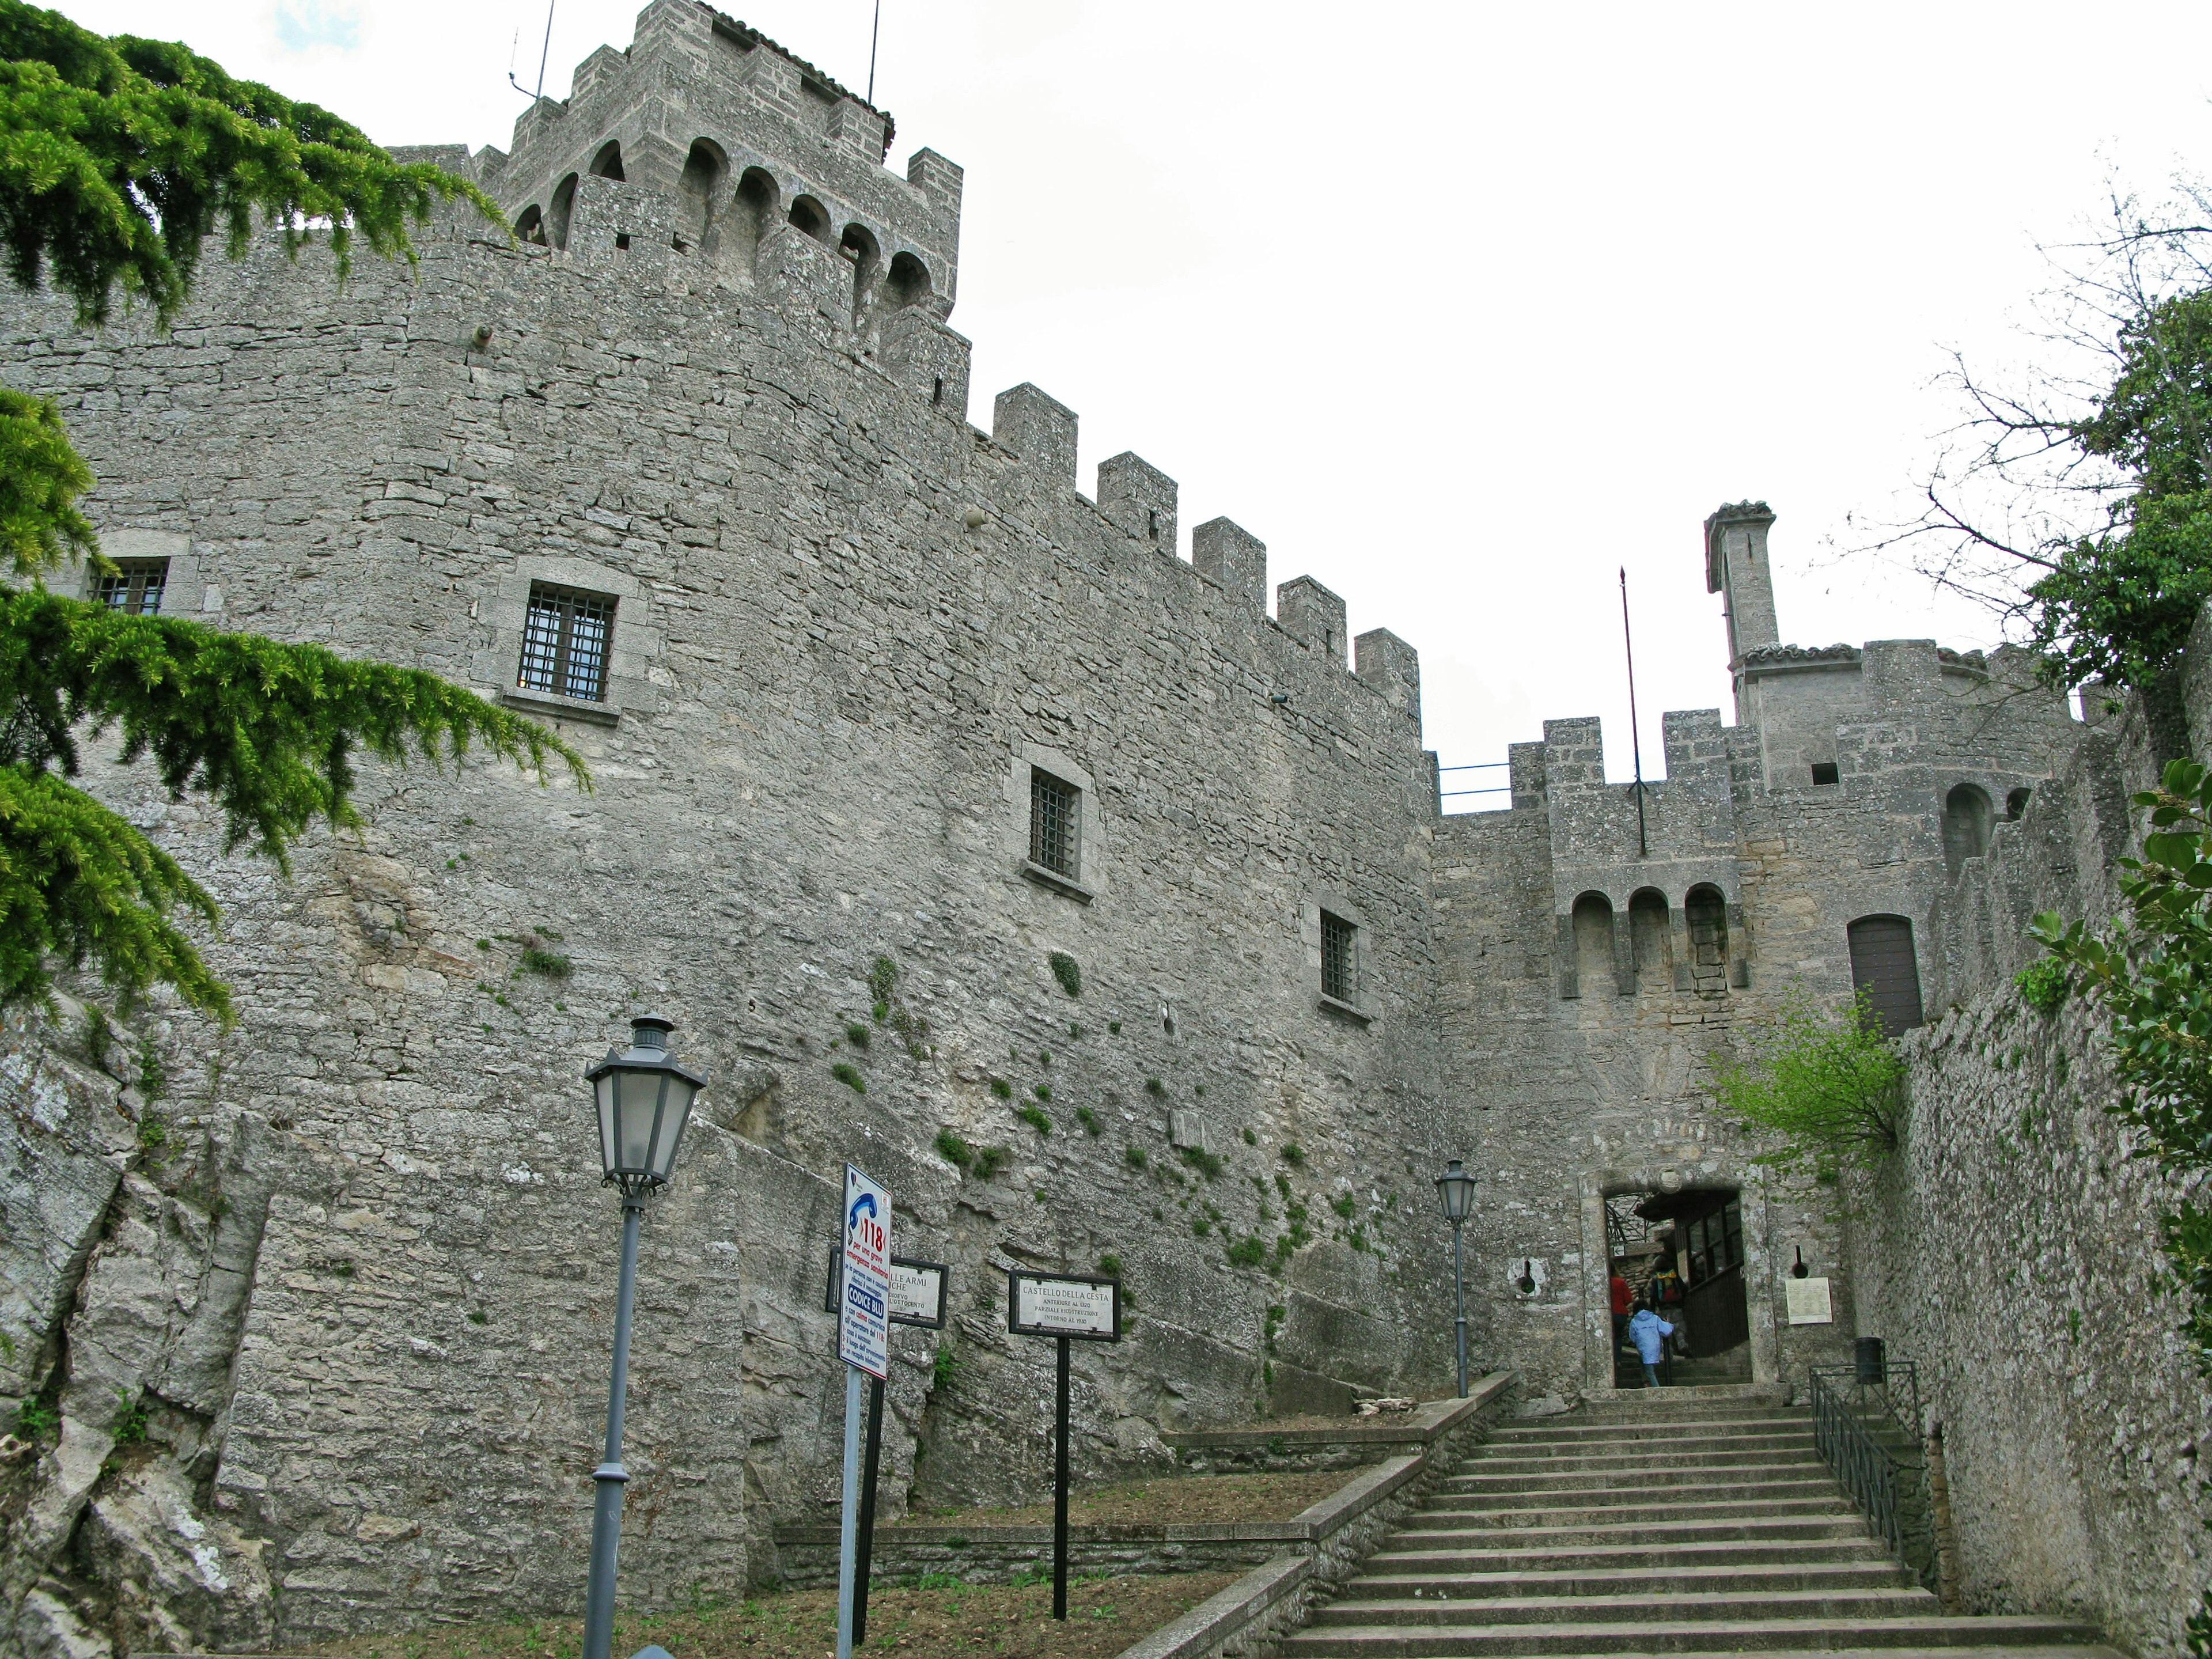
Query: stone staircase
[{"left": 1281, "top": 1385, "right": 2117, "bottom": 1658}]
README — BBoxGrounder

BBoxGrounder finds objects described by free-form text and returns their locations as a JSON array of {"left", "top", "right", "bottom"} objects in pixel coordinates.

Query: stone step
[
  {"left": 1313, "top": 1587, "right": 1935, "bottom": 1626},
  {"left": 1375, "top": 1516, "right": 1879, "bottom": 1559},
  {"left": 1488, "top": 1417, "right": 1812, "bottom": 1448},
  {"left": 1408, "top": 1499, "right": 1861, "bottom": 1535},
  {"left": 1338, "top": 1562, "right": 1909, "bottom": 1600},
  {"left": 1358, "top": 1539, "right": 1897, "bottom": 1579},
  {"left": 1421, "top": 1481, "right": 1848, "bottom": 1519},
  {"left": 1453, "top": 1461, "right": 1827, "bottom": 1494},
  {"left": 1465, "top": 1444, "right": 1818, "bottom": 1477},
  {"left": 1279, "top": 1613, "right": 2099, "bottom": 1656}
]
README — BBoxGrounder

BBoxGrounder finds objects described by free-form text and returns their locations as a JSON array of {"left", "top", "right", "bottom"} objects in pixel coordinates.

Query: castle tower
[
  {"left": 468, "top": 0, "right": 963, "bottom": 336},
  {"left": 1703, "top": 501, "right": 1779, "bottom": 665}
]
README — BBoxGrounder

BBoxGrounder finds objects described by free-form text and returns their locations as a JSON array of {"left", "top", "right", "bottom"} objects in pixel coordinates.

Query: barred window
[
  {"left": 518, "top": 582, "right": 615, "bottom": 702},
  {"left": 96, "top": 559, "right": 169, "bottom": 616},
  {"left": 1029, "top": 770, "right": 1078, "bottom": 877},
  {"left": 1321, "top": 912, "right": 1355, "bottom": 1003}
]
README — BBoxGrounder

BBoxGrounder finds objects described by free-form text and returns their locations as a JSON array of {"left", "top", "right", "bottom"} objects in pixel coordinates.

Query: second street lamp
[
  {"left": 581, "top": 1016, "right": 709, "bottom": 1659},
  {"left": 1434, "top": 1158, "right": 1478, "bottom": 1399}
]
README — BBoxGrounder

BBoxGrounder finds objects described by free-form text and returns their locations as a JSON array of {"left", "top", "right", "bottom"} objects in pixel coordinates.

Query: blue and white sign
[{"left": 839, "top": 1164, "right": 892, "bottom": 1379}]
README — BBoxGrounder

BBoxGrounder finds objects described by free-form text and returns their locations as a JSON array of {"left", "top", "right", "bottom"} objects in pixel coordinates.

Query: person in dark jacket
[{"left": 1628, "top": 1301, "right": 1675, "bottom": 1388}]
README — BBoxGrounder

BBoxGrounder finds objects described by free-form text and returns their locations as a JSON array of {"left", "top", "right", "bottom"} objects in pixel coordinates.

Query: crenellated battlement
[{"left": 457, "top": 1, "right": 960, "bottom": 340}]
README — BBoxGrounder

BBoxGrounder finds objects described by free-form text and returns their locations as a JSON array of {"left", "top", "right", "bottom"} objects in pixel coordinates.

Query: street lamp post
[
  {"left": 1434, "top": 1159, "right": 1478, "bottom": 1399},
  {"left": 581, "top": 1017, "right": 709, "bottom": 1659}
]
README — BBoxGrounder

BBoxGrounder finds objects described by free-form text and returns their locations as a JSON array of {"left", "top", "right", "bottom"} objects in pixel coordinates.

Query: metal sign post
[
  {"left": 836, "top": 1166, "right": 892, "bottom": 1659},
  {"left": 1006, "top": 1269, "right": 1122, "bottom": 1619},
  {"left": 825, "top": 1250, "right": 948, "bottom": 1644}
]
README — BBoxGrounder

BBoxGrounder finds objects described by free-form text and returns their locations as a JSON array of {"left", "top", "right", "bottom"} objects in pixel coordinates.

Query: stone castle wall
[
  {"left": 2, "top": 3, "right": 2206, "bottom": 1651},
  {"left": 0, "top": 192, "right": 1464, "bottom": 1645},
  {"left": 1844, "top": 678, "right": 2212, "bottom": 1656}
]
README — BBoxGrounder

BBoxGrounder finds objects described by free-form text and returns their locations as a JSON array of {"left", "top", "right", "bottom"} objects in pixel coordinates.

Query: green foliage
[
  {"left": 988, "top": 1077, "right": 1011, "bottom": 1099},
  {"left": 933, "top": 1128, "right": 972, "bottom": 1169},
  {"left": 137, "top": 1033, "right": 168, "bottom": 1094},
  {"left": 2024, "top": 289, "right": 2212, "bottom": 696},
  {"left": 1191, "top": 1214, "right": 1210, "bottom": 1237},
  {"left": 972, "top": 1145, "right": 1009, "bottom": 1180},
  {"left": 1095, "top": 1254, "right": 1121, "bottom": 1277},
  {"left": 0, "top": 386, "right": 93, "bottom": 575},
  {"left": 1178, "top": 1144, "right": 1222, "bottom": 1180},
  {"left": 518, "top": 946, "right": 570, "bottom": 980},
  {"left": 1017, "top": 1103, "right": 1050, "bottom": 1135},
  {"left": 14, "top": 1397, "right": 54, "bottom": 1437},
  {"left": 1241, "top": 1127, "right": 1256, "bottom": 1145},
  {"left": 1279, "top": 1142, "right": 1305, "bottom": 1166},
  {"left": 1329, "top": 1193, "right": 1355, "bottom": 1220},
  {"left": 1075, "top": 1105, "right": 1100, "bottom": 1135},
  {"left": 830, "top": 1062, "right": 866, "bottom": 1094},
  {"left": 1032, "top": 1082, "right": 1051, "bottom": 1103},
  {"left": 931, "top": 1343, "right": 957, "bottom": 1391},
  {"left": 1710, "top": 989, "right": 1907, "bottom": 1179},
  {"left": 1143, "top": 1078, "right": 1163, "bottom": 1097},
  {"left": 2035, "top": 759, "right": 2212, "bottom": 1371},
  {"left": 1226, "top": 1234, "right": 1264, "bottom": 1269},
  {"left": 1048, "top": 950, "right": 1081, "bottom": 997},
  {"left": 111, "top": 1388, "right": 146, "bottom": 1443},
  {"left": 1108, "top": 1020, "right": 1120, "bottom": 1035},
  {"left": 0, "top": 0, "right": 502, "bottom": 335},
  {"left": 0, "top": 589, "right": 586, "bottom": 1014},
  {"left": 868, "top": 955, "right": 898, "bottom": 1006},
  {"left": 843, "top": 1021, "right": 870, "bottom": 1048},
  {"left": 1123, "top": 1144, "right": 1146, "bottom": 1169},
  {"left": 135, "top": 1109, "right": 165, "bottom": 1156},
  {"left": 2016, "top": 956, "right": 2069, "bottom": 1013}
]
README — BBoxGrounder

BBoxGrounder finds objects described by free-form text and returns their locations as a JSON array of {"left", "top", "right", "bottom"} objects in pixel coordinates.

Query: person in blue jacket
[{"left": 1627, "top": 1301, "right": 1675, "bottom": 1388}]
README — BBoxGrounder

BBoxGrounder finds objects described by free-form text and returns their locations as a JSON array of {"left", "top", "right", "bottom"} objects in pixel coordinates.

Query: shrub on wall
[{"left": 1711, "top": 990, "right": 1906, "bottom": 1180}]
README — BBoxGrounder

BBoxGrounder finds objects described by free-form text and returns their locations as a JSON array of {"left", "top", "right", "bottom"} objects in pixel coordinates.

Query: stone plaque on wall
[{"left": 1785, "top": 1277, "right": 1834, "bottom": 1325}]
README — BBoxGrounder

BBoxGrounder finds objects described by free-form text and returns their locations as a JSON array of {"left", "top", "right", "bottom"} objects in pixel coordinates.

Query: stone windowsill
[
  {"left": 499, "top": 687, "right": 620, "bottom": 728},
  {"left": 1316, "top": 993, "right": 1371, "bottom": 1027},
  {"left": 1020, "top": 861, "right": 1093, "bottom": 904}
]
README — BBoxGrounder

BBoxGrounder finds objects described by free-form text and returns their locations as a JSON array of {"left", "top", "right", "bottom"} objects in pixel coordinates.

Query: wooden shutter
[{"left": 1848, "top": 915, "right": 1925, "bottom": 1037}]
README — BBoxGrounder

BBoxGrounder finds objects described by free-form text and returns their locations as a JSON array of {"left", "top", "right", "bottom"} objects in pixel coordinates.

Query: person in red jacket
[{"left": 1609, "top": 1270, "right": 1634, "bottom": 1359}]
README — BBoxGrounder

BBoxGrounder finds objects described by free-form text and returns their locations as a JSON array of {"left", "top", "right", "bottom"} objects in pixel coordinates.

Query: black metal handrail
[{"left": 1807, "top": 1360, "right": 1940, "bottom": 1592}]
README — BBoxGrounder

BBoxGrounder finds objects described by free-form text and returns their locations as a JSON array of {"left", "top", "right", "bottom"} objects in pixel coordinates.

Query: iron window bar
[
  {"left": 520, "top": 582, "right": 616, "bottom": 702},
  {"left": 96, "top": 559, "right": 169, "bottom": 616},
  {"left": 1808, "top": 1361, "right": 1940, "bottom": 1593},
  {"left": 1029, "top": 771, "right": 1076, "bottom": 877},
  {"left": 1320, "top": 912, "right": 1354, "bottom": 1003}
]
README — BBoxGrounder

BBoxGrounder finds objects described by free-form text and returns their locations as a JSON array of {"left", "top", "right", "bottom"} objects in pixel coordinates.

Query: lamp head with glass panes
[
  {"left": 1434, "top": 1158, "right": 1478, "bottom": 1226},
  {"left": 587, "top": 1016, "right": 709, "bottom": 1195}
]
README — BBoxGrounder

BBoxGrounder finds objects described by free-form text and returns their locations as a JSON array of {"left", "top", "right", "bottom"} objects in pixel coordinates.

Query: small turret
[{"left": 1704, "top": 501, "right": 1779, "bottom": 664}]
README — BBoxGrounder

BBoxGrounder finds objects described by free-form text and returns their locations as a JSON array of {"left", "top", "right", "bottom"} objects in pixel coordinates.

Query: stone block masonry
[{"left": 0, "top": 1, "right": 2199, "bottom": 1652}]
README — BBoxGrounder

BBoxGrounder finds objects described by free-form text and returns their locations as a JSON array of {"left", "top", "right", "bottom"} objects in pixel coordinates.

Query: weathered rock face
[{"left": 0, "top": 1, "right": 2202, "bottom": 1651}]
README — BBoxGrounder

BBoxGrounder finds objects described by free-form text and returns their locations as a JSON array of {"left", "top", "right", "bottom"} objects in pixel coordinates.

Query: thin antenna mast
[
  {"left": 509, "top": 1, "right": 556, "bottom": 101},
  {"left": 1620, "top": 566, "right": 1647, "bottom": 859},
  {"left": 866, "top": 0, "right": 883, "bottom": 104}
]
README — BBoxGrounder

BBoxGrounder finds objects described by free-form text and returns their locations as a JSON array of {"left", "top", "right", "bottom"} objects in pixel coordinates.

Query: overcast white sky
[{"left": 51, "top": 1, "right": 2212, "bottom": 794}]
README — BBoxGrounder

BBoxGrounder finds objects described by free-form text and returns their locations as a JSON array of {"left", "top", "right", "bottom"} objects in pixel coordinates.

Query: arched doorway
[{"left": 1605, "top": 1187, "right": 1751, "bottom": 1386}]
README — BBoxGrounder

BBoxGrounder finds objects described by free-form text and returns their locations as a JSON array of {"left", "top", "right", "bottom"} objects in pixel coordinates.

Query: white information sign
[
  {"left": 890, "top": 1260, "right": 946, "bottom": 1328},
  {"left": 1007, "top": 1270, "right": 1121, "bottom": 1341},
  {"left": 839, "top": 1164, "right": 892, "bottom": 1378},
  {"left": 1785, "top": 1276, "right": 1834, "bottom": 1326}
]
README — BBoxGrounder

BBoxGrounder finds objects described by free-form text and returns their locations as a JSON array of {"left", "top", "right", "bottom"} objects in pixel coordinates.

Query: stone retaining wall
[
  {"left": 1100, "top": 1373, "right": 1514, "bottom": 1659},
  {"left": 775, "top": 1376, "right": 1513, "bottom": 1590}
]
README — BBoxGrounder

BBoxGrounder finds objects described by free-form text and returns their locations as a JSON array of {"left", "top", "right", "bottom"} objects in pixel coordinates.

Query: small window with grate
[
  {"left": 95, "top": 559, "right": 169, "bottom": 616},
  {"left": 1321, "top": 911, "right": 1356, "bottom": 1003},
  {"left": 1029, "top": 770, "right": 1079, "bottom": 877},
  {"left": 518, "top": 582, "right": 616, "bottom": 702}
]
